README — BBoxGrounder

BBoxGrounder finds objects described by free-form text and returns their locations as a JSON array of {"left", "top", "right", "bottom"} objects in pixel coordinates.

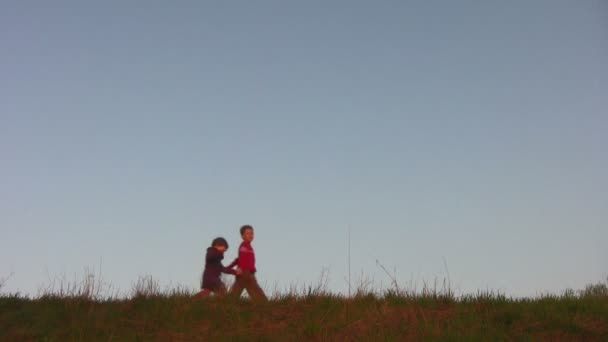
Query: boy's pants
[{"left": 230, "top": 270, "right": 267, "bottom": 301}]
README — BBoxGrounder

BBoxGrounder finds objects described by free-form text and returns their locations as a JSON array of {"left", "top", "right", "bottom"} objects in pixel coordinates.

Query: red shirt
[{"left": 233, "top": 241, "right": 256, "bottom": 272}]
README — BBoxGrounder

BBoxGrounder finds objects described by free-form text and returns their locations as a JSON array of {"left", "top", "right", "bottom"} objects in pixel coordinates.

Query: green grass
[{"left": 2, "top": 281, "right": 607, "bottom": 341}]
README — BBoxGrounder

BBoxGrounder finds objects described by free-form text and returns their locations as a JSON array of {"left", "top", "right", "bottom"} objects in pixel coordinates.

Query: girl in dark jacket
[{"left": 194, "top": 237, "right": 240, "bottom": 297}]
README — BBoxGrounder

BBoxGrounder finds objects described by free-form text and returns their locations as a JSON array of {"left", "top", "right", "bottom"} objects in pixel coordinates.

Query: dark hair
[
  {"left": 240, "top": 225, "right": 254, "bottom": 235},
  {"left": 211, "top": 237, "right": 228, "bottom": 249}
]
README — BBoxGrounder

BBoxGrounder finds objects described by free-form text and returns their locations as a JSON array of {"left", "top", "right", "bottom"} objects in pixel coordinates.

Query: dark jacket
[{"left": 201, "top": 247, "right": 236, "bottom": 290}]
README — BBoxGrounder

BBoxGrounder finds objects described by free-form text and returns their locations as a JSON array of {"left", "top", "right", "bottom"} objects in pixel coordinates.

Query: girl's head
[{"left": 211, "top": 237, "right": 229, "bottom": 252}]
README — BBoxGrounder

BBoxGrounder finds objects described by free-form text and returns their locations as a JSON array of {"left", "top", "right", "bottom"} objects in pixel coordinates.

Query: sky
[{"left": 1, "top": 1, "right": 607, "bottom": 297}]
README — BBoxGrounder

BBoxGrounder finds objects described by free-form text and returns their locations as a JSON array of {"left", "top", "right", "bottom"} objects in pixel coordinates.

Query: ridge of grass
[{"left": 1, "top": 276, "right": 607, "bottom": 341}]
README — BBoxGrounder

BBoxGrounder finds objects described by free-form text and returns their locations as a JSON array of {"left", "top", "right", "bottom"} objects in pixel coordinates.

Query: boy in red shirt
[{"left": 228, "top": 225, "right": 268, "bottom": 301}]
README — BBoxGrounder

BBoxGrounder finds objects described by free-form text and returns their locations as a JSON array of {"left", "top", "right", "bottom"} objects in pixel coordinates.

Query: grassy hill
[{"left": 2, "top": 279, "right": 607, "bottom": 341}]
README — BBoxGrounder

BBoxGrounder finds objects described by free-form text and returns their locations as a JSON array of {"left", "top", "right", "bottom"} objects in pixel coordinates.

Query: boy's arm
[{"left": 226, "top": 258, "right": 238, "bottom": 269}]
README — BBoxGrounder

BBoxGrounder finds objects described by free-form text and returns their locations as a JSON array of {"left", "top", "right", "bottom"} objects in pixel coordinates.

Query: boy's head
[
  {"left": 211, "top": 237, "right": 228, "bottom": 252},
  {"left": 240, "top": 225, "right": 254, "bottom": 242}
]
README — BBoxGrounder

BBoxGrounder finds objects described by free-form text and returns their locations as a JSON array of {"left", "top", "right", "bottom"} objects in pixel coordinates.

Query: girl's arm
[{"left": 221, "top": 262, "right": 236, "bottom": 275}]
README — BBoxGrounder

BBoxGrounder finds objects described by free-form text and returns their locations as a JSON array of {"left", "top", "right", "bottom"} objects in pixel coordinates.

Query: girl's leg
[
  {"left": 194, "top": 288, "right": 212, "bottom": 298},
  {"left": 215, "top": 283, "right": 227, "bottom": 297}
]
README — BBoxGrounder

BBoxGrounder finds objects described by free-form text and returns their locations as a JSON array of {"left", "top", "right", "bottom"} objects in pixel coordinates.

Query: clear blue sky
[{"left": 1, "top": 1, "right": 607, "bottom": 297}]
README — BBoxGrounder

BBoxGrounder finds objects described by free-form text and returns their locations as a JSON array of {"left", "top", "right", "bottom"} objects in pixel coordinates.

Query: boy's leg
[
  {"left": 243, "top": 272, "right": 268, "bottom": 301},
  {"left": 230, "top": 274, "right": 247, "bottom": 298}
]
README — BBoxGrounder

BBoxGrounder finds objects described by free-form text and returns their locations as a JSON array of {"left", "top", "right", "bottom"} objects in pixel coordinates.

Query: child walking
[
  {"left": 195, "top": 237, "right": 240, "bottom": 297},
  {"left": 229, "top": 225, "right": 268, "bottom": 301}
]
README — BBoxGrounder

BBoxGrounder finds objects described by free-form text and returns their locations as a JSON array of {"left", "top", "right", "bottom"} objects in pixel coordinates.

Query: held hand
[{"left": 235, "top": 268, "right": 243, "bottom": 275}]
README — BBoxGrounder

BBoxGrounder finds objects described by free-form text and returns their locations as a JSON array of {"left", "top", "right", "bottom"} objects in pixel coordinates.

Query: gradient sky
[{"left": 1, "top": 1, "right": 607, "bottom": 297}]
